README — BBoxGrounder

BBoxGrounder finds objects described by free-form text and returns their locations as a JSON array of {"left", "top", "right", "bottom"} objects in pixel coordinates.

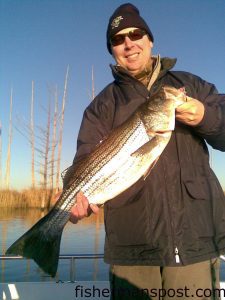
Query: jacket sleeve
[
  {"left": 62, "top": 90, "right": 114, "bottom": 187},
  {"left": 73, "top": 103, "right": 110, "bottom": 163},
  {"left": 74, "top": 84, "right": 117, "bottom": 163},
  {"left": 190, "top": 76, "right": 225, "bottom": 151}
]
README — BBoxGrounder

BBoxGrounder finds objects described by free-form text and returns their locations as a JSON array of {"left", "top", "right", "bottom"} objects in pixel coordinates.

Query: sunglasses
[{"left": 110, "top": 29, "right": 147, "bottom": 47}]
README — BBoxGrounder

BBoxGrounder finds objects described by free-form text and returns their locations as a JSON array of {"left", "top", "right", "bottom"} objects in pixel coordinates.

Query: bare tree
[
  {"left": 30, "top": 80, "right": 35, "bottom": 188},
  {"left": 39, "top": 98, "right": 52, "bottom": 209},
  {"left": 0, "top": 121, "right": 2, "bottom": 189},
  {"left": 56, "top": 65, "right": 69, "bottom": 190},
  {"left": 5, "top": 88, "right": 13, "bottom": 189},
  {"left": 88, "top": 65, "right": 95, "bottom": 101},
  {"left": 16, "top": 81, "right": 57, "bottom": 193},
  {"left": 15, "top": 81, "right": 60, "bottom": 206},
  {"left": 91, "top": 65, "right": 95, "bottom": 101},
  {"left": 50, "top": 85, "right": 58, "bottom": 190},
  {"left": 43, "top": 98, "right": 51, "bottom": 190}
]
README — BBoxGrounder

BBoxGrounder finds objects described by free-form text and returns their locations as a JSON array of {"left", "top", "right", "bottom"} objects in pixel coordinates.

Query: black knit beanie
[{"left": 106, "top": 3, "right": 154, "bottom": 54}]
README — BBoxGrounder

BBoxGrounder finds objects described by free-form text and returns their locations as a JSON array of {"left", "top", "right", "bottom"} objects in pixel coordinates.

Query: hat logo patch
[{"left": 111, "top": 16, "right": 123, "bottom": 29}]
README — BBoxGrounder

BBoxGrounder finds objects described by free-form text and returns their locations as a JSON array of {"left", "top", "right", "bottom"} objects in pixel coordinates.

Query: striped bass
[{"left": 6, "top": 86, "right": 186, "bottom": 277}]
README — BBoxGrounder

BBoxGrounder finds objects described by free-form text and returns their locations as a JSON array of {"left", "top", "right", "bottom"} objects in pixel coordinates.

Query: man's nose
[{"left": 124, "top": 36, "right": 134, "bottom": 48}]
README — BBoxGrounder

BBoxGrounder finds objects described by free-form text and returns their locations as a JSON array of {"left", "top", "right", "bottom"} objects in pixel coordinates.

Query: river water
[
  {"left": 1, "top": 208, "right": 225, "bottom": 284},
  {"left": 0, "top": 208, "right": 109, "bottom": 282}
]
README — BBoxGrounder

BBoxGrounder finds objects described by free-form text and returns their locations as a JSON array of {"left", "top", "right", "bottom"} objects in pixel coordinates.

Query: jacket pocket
[
  {"left": 183, "top": 176, "right": 214, "bottom": 237},
  {"left": 183, "top": 177, "right": 210, "bottom": 200},
  {"left": 104, "top": 192, "right": 151, "bottom": 246}
]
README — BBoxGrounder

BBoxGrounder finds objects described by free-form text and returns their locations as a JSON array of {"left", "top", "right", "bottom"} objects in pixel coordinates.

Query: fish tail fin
[{"left": 6, "top": 211, "right": 65, "bottom": 277}]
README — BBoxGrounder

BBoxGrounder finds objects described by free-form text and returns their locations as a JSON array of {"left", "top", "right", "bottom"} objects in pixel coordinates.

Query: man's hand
[
  {"left": 69, "top": 191, "right": 99, "bottom": 224},
  {"left": 176, "top": 96, "right": 205, "bottom": 126}
]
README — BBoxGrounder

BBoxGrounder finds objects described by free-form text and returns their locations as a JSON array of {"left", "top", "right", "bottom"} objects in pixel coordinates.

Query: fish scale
[
  {"left": 6, "top": 86, "right": 186, "bottom": 277},
  {"left": 83, "top": 118, "right": 149, "bottom": 197}
]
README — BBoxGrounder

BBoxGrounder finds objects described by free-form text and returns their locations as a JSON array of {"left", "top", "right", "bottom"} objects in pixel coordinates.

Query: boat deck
[
  {"left": 1, "top": 254, "right": 225, "bottom": 299},
  {"left": 1, "top": 281, "right": 110, "bottom": 300},
  {"left": 1, "top": 281, "right": 225, "bottom": 300}
]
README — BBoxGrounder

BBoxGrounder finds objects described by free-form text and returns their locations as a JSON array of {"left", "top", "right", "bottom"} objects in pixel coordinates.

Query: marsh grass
[
  {"left": 1, "top": 188, "right": 224, "bottom": 209},
  {"left": 0, "top": 188, "right": 56, "bottom": 208}
]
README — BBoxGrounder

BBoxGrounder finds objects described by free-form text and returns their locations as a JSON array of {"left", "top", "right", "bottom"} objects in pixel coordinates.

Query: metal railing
[
  {"left": 0, "top": 253, "right": 104, "bottom": 282},
  {"left": 1, "top": 254, "right": 225, "bottom": 282}
]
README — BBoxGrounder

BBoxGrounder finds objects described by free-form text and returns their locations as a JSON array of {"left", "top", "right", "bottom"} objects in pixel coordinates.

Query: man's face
[{"left": 111, "top": 27, "right": 153, "bottom": 76}]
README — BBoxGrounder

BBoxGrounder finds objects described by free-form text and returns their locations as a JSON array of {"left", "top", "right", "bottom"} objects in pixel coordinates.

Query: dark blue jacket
[{"left": 67, "top": 58, "right": 225, "bottom": 266}]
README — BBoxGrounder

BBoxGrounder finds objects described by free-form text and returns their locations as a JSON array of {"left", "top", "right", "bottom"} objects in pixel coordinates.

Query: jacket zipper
[
  {"left": 175, "top": 246, "right": 180, "bottom": 263},
  {"left": 162, "top": 156, "right": 181, "bottom": 264}
]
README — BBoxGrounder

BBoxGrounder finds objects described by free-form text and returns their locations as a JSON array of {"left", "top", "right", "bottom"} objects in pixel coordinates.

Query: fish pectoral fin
[
  {"left": 131, "top": 138, "right": 157, "bottom": 157},
  {"left": 143, "top": 157, "right": 159, "bottom": 180},
  {"left": 146, "top": 129, "right": 156, "bottom": 138}
]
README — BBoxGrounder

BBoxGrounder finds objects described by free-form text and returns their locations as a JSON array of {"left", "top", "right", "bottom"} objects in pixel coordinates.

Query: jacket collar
[{"left": 110, "top": 56, "right": 177, "bottom": 84}]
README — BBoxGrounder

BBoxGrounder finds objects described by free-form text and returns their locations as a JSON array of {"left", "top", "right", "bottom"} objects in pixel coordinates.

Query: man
[{"left": 64, "top": 3, "right": 225, "bottom": 299}]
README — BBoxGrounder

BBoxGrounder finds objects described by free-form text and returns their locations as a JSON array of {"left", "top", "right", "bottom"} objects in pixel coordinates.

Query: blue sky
[{"left": 0, "top": 0, "right": 224, "bottom": 190}]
